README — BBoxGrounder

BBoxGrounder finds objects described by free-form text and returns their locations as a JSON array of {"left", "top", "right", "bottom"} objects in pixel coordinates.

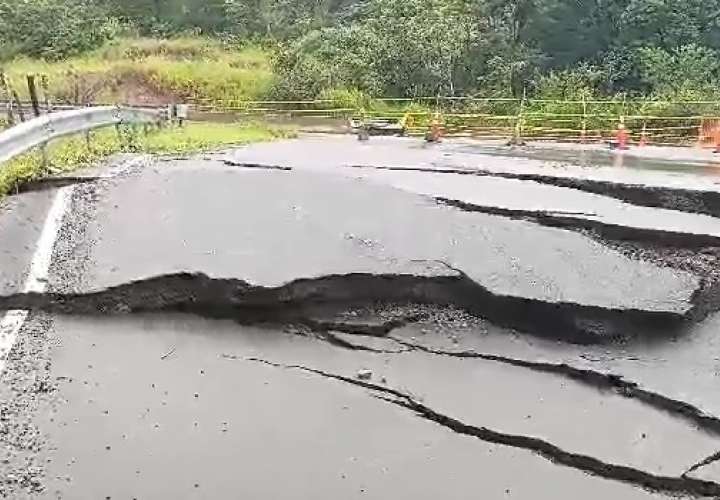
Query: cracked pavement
[{"left": 4, "top": 137, "right": 720, "bottom": 498}]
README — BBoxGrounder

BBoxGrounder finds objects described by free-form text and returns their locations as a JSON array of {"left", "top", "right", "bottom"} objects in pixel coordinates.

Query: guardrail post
[
  {"left": 26, "top": 75, "right": 41, "bottom": 118},
  {"left": 11, "top": 90, "right": 24, "bottom": 122},
  {"left": 0, "top": 73, "right": 15, "bottom": 126},
  {"left": 27, "top": 75, "right": 51, "bottom": 170},
  {"left": 40, "top": 75, "right": 52, "bottom": 114}
]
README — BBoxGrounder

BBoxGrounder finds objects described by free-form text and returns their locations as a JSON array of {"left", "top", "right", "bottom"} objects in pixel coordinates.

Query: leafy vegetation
[
  {"left": 2, "top": 0, "right": 720, "bottom": 102},
  {"left": 0, "top": 122, "right": 296, "bottom": 198},
  {"left": 3, "top": 38, "right": 273, "bottom": 104}
]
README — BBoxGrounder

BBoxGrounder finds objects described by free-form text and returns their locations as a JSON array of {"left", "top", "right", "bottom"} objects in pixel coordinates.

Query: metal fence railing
[
  {"left": 4, "top": 94, "right": 720, "bottom": 148},
  {"left": 0, "top": 106, "right": 160, "bottom": 165},
  {"left": 181, "top": 96, "right": 720, "bottom": 147}
]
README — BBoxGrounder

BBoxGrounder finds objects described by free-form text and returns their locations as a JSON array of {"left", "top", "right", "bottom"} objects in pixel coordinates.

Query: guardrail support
[{"left": 0, "top": 106, "right": 160, "bottom": 166}]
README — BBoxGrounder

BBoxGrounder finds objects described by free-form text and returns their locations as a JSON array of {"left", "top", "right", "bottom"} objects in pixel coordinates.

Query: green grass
[
  {"left": 139, "top": 121, "right": 296, "bottom": 153},
  {"left": 0, "top": 121, "right": 296, "bottom": 198},
  {"left": 3, "top": 38, "right": 275, "bottom": 105}
]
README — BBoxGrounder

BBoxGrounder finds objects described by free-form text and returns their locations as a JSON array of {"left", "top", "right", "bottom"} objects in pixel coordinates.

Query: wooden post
[
  {"left": 40, "top": 74, "right": 51, "bottom": 114},
  {"left": 72, "top": 71, "right": 80, "bottom": 106},
  {"left": 11, "top": 90, "right": 25, "bottom": 122},
  {"left": 27, "top": 74, "right": 48, "bottom": 171},
  {"left": 581, "top": 95, "right": 587, "bottom": 144},
  {"left": 0, "top": 72, "right": 15, "bottom": 126},
  {"left": 26, "top": 74, "right": 41, "bottom": 117}
]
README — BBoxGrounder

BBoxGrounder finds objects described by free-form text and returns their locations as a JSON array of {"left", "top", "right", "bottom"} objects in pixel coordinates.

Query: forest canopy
[{"left": 1, "top": 0, "right": 719, "bottom": 100}]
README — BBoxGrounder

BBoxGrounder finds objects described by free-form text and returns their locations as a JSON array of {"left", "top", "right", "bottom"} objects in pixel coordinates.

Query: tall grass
[{"left": 2, "top": 38, "right": 275, "bottom": 105}]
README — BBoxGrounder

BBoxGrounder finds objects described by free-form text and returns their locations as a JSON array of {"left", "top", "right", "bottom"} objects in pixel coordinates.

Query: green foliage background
[{"left": 2, "top": 0, "right": 720, "bottom": 101}]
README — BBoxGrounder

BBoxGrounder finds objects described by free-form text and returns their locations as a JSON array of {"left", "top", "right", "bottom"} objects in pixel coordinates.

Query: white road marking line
[{"left": 0, "top": 186, "right": 74, "bottom": 374}]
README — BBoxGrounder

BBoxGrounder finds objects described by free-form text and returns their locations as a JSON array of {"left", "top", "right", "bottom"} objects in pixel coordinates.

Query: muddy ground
[{"left": 4, "top": 137, "right": 720, "bottom": 498}]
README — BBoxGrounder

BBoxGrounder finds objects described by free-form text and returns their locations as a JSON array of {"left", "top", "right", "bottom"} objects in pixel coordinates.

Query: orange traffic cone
[
  {"left": 615, "top": 123, "right": 629, "bottom": 150},
  {"left": 638, "top": 123, "right": 648, "bottom": 147},
  {"left": 425, "top": 112, "right": 443, "bottom": 143}
]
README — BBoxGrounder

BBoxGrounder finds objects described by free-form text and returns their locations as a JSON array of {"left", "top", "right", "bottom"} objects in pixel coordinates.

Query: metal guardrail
[{"left": 0, "top": 106, "right": 160, "bottom": 164}]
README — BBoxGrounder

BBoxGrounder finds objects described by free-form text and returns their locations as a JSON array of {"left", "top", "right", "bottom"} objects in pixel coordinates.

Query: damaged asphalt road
[{"left": 6, "top": 138, "right": 720, "bottom": 498}]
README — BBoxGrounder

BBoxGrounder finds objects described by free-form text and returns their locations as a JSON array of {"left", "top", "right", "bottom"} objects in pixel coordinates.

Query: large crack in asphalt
[
  {"left": 384, "top": 337, "right": 720, "bottom": 437},
  {"left": 349, "top": 164, "right": 720, "bottom": 218},
  {"left": 436, "top": 198, "right": 720, "bottom": 251},
  {"left": 222, "top": 160, "right": 293, "bottom": 171},
  {"left": 685, "top": 450, "right": 720, "bottom": 477},
  {"left": 0, "top": 270, "right": 691, "bottom": 345},
  {"left": 239, "top": 356, "right": 720, "bottom": 497}
]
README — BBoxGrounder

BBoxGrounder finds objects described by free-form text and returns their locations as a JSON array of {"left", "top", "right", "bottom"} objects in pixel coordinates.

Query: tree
[
  {"left": 637, "top": 44, "right": 720, "bottom": 95},
  {"left": 274, "top": 0, "right": 476, "bottom": 97},
  {"left": 0, "top": 0, "right": 117, "bottom": 60}
]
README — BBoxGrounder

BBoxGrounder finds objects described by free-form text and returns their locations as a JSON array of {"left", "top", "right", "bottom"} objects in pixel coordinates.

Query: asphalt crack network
[
  {"left": 240, "top": 356, "right": 720, "bottom": 497},
  {"left": 4, "top": 268, "right": 719, "bottom": 443},
  {"left": 299, "top": 322, "right": 720, "bottom": 439}
]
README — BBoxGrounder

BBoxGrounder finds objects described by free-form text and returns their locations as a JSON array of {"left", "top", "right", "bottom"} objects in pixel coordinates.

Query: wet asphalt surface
[{"left": 4, "top": 137, "right": 720, "bottom": 498}]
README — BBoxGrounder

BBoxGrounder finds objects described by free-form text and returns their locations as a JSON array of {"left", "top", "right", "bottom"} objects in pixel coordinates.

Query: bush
[
  {"left": 317, "top": 88, "right": 375, "bottom": 109},
  {"left": 0, "top": 0, "right": 118, "bottom": 60},
  {"left": 636, "top": 44, "right": 720, "bottom": 97},
  {"left": 3, "top": 38, "right": 275, "bottom": 105},
  {"left": 272, "top": 0, "right": 474, "bottom": 98}
]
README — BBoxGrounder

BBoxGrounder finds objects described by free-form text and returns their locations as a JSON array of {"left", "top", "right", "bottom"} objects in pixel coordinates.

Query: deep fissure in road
[
  {"left": 0, "top": 270, "right": 691, "bottom": 345},
  {"left": 436, "top": 197, "right": 720, "bottom": 251},
  {"left": 349, "top": 164, "right": 720, "bottom": 218}
]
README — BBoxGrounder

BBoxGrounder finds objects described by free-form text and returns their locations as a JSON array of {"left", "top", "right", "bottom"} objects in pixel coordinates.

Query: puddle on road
[{"left": 448, "top": 143, "right": 720, "bottom": 176}]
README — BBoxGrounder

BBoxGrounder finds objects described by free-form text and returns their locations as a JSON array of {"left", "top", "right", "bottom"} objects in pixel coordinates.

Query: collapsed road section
[{"left": 6, "top": 138, "right": 720, "bottom": 498}]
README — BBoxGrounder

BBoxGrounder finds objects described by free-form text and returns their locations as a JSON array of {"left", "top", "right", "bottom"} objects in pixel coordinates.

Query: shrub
[{"left": 0, "top": 0, "right": 118, "bottom": 60}]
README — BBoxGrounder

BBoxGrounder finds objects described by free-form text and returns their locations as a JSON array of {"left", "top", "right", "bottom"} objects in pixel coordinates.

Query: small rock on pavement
[{"left": 356, "top": 370, "right": 373, "bottom": 381}]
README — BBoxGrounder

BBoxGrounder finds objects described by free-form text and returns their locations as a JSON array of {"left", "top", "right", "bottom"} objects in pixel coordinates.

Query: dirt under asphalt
[{"left": 4, "top": 137, "right": 720, "bottom": 498}]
